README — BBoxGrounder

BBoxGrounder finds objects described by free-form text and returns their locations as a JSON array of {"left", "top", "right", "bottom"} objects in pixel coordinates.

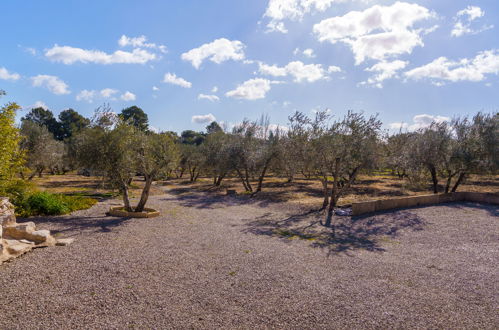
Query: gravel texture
[{"left": 0, "top": 189, "right": 498, "bottom": 329}]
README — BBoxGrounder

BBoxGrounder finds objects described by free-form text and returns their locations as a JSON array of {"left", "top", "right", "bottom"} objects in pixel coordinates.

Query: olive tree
[
  {"left": 293, "top": 110, "right": 382, "bottom": 226},
  {"left": 20, "top": 120, "right": 64, "bottom": 179},
  {"left": 229, "top": 117, "right": 281, "bottom": 193},
  {"left": 75, "top": 117, "right": 178, "bottom": 212},
  {"left": 202, "top": 131, "right": 232, "bottom": 186}
]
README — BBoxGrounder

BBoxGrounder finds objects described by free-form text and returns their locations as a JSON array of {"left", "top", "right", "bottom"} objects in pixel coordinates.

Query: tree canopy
[
  {"left": 0, "top": 103, "right": 24, "bottom": 181},
  {"left": 120, "top": 106, "right": 149, "bottom": 131}
]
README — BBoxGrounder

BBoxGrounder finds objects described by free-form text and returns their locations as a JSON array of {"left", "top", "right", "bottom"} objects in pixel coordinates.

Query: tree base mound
[{"left": 107, "top": 206, "right": 160, "bottom": 218}]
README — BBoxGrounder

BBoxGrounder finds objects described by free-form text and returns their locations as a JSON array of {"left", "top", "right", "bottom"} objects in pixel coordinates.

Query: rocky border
[
  {"left": 1, "top": 197, "right": 74, "bottom": 265},
  {"left": 352, "top": 192, "right": 499, "bottom": 216},
  {"left": 107, "top": 206, "right": 160, "bottom": 218}
]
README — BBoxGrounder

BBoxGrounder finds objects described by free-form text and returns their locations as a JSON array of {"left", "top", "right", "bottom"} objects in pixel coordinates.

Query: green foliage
[
  {"left": 57, "top": 108, "right": 90, "bottom": 140},
  {"left": 17, "top": 191, "right": 97, "bottom": 217},
  {"left": 21, "top": 107, "right": 60, "bottom": 139},
  {"left": 181, "top": 130, "right": 205, "bottom": 145},
  {"left": 0, "top": 102, "right": 24, "bottom": 181},
  {"left": 206, "top": 121, "right": 223, "bottom": 134},
  {"left": 120, "top": 106, "right": 149, "bottom": 131},
  {"left": 0, "top": 180, "right": 36, "bottom": 209}
]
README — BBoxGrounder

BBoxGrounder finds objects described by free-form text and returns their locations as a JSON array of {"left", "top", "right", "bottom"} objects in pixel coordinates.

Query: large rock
[{"left": 1, "top": 197, "right": 70, "bottom": 264}]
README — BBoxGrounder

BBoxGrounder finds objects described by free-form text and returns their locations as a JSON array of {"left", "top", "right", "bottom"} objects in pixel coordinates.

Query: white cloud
[
  {"left": 457, "top": 6, "right": 484, "bottom": 21},
  {"left": 327, "top": 65, "right": 342, "bottom": 73},
  {"left": 152, "top": 86, "right": 159, "bottom": 91},
  {"left": 198, "top": 94, "right": 220, "bottom": 102},
  {"left": 76, "top": 88, "right": 119, "bottom": 103},
  {"left": 76, "top": 90, "right": 96, "bottom": 103},
  {"left": 313, "top": 2, "right": 433, "bottom": 64},
  {"left": 451, "top": 6, "right": 492, "bottom": 37},
  {"left": 258, "top": 61, "right": 341, "bottom": 82},
  {"left": 45, "top": 45, "right": 157, "bottom": 65},
  {"left": 118, "top": 35, "right": 167, "bottom": 53},
  {"left": 264, "top": 0, "right": 341, "bottom": 33},
  {"left": 181, "top": 38, "right": 245, "bottom": 69},
  {"left": 226, "top": 78, "right": 273, "bottom": 100},
  {"left": 100, "top": 88, "right": 118, "bottom": 98},
  {"left": 390, "top": 114, "right": 450, "bottom": 131},
  {"left": 211, "top": 86, "right": 219, "bottom": 93},
  {"left": 32, "top": 101, "right": 48, "bottom": 110},
  {"left": 163, "top": 73, "right": 192, "bottom": 88},
  {"left": 31, "top": 75, "right": 70, "bottom": 95},
  {"left": 303, "top": 48, "right": 315, "bottom": 58},
  {"left": 360, "top": 60, "right": 408, "bottom": 88},
  {"left": 405, "top": 49, "right": 499, "bottom": 84},
  {"left": 120, "top": 91, "right": 136, "bottom": 101},
  {"left": 192, "top": 113, "right": 216, "bottom": 124},
  {"left": 0, "top": 67, "right": 21, "bottom": 81}
]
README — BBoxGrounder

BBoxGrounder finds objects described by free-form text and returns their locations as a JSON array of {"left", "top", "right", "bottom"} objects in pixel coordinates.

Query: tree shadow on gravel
[
  {"left": 162, "top": 188, "right": 290, "bottom": 209},
  {"left": 443, "top": 201, "right": 498, "bottom": 217},
  {"left": 242, "top": 209, "right": 426, "bottom": 256},
  {"left": 17, "top": 214, "right": 130, "bottom": 236}
]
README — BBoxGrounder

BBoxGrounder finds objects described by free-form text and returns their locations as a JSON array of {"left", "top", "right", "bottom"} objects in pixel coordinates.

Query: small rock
[{"left": 56, "top": 238, "right": 75, "bottom": 246}]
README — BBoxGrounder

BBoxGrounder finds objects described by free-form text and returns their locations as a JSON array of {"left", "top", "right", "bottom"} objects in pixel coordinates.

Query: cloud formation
[
  {"left": 76, "top": 88, "right": 119, "bottom": 103},
  {"left": 451, "top": 6, "right": 493, "bottom": 37},
  {"left": 405, "top": 49, "right": 499, "bottom": 84},
  {"left": 264, "top": 0, "right": 341, "bottom": 33},
  {"left": 258, "top": 61, "right": 341, "bottom": 82},
  {"left": 192, "top": 113, "right": 216, "bottom": 124},
  {"left": 120, "top": 91, "right": 136, "bottom": 101},
  {"left": 118, "top": 35, "right": 167, "bottom": 53},
  {"left": 0, "top": 67, "right": 20, "bottom": 81},
  {"left": 361, "top": 60, "right": 408, "bottom": 88},
  {"left": 389, "top": 114, "right": 450, "bottom": 131},
  {"left": 198, "top": 94, "right": 220, "bottom": 102},
  {"left": 45, "top": 45, "right": 157, "bottom": 65},
  {"left": 163, "top": 73, "right": 192, "bottom": 88},
  {"left": 226, "top": 78, "right": 273, "bottom": 100},
  {"left": 313, "top": 2, "right": 433, "bottom": 64},
  {"left": 181, "top": 38, "right": 245, "bottom": 69},
  {"left": 31, "top": 75, "right": 70, "bottom": 95}
]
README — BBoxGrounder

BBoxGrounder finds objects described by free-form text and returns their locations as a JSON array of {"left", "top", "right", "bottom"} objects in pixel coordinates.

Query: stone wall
[
  {"left": 1, "top": 197, "right": 73, "bottom": 265},
  {"left": 352, "top": 192, "right": 499, "bottom": 216}
]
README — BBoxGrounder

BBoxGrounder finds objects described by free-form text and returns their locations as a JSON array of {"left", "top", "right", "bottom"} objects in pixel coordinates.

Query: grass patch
[
  {"left": 17, "top": 191, "right": 97, "bottom": 217},
  {"left": 274, "top": 229, "right": 316, "bottom": 241}
]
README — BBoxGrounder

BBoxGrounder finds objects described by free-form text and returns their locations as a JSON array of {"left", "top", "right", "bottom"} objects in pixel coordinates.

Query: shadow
[
  {"left": 17, "top": 212, "right": 131, "bottom": 236},
  {"left": 443, "top": 201, "right": 499, "bottom": 217},
  {"left": 465, "top": 179, "right": 499, "bottom": 187},
  {"left": 241, "top": 208, "right": 426, "bottom": 256},
  {"left": 163, "top": 186, "right": 301, "bottom": 209}
]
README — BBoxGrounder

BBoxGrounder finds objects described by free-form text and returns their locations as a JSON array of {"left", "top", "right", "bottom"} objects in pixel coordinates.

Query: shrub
[
  {"left": 26, "top": 192, "right": 70, "bottom": 215},
  {"left": 1, "top": 180, "right": 97, "bottom": 217}
]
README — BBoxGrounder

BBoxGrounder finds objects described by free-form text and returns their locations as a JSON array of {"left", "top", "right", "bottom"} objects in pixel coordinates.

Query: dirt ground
[
  {"left": 33, "top": 173, "right": 499, "bottom": 208},
  {"left": 164, "top": 173, "right": 498, "bottom": 208},
  {"left": 0, "top": 186, "right": 497, "bottom": 329}
]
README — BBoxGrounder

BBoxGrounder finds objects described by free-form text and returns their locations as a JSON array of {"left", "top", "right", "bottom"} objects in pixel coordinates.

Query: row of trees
[{"left": 10, "top": 99, "right": 499, "bottom": 217}]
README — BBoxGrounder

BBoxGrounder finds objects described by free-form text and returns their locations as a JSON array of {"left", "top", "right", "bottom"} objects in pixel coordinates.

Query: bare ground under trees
[{"left": 0, "top": 185, "right": 498, "bottom": 329}]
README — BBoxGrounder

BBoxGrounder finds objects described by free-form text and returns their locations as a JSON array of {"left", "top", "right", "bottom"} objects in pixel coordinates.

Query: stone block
[{"left": 352, "top": 201, "right": 376, "bottom": 215}]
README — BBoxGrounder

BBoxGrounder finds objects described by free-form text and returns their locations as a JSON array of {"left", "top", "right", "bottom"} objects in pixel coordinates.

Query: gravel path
[{"left": 0, "top": 189, "right": 498, "bottom": 329}]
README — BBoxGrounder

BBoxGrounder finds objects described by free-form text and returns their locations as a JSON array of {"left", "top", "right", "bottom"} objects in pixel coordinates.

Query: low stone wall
[
  {"left": 1, "top": 197, "right": 73, "bottom": 265},
  {"left": 352, "top": 192, "right": 499, "bottom": 216}
]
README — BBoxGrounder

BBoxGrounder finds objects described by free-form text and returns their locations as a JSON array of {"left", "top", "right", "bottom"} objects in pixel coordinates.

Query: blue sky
[{"left": 1, "top": 0, "right": 498, "bottom": 133}]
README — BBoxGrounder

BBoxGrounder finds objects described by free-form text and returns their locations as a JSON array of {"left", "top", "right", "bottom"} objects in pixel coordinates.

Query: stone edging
[
  {"left": 107, "top": 206, "right": 160, "bottom": 218},
  {"left": 352, "top": 192, "right": 499, "bottom": 216}
]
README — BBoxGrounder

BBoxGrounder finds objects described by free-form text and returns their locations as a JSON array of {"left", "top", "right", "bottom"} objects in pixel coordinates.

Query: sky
[{"left": 1, "top": 0, "right": 498, "bottom": 133}]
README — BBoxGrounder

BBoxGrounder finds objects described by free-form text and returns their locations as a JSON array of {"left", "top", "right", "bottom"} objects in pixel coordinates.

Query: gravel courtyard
[{"left": 1, "top": 189, "right": 498, "bottom": 329}]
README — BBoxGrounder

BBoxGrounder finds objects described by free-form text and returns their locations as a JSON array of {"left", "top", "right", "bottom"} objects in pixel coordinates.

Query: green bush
[
  {"left": 20, "top": 192, "right": 97, "bottom": 217},
  {"left": 1, "top": 180, "right": 97, "bottom": 217},
  {"left": 26, "top": 192, "right": 70, "bottom": 215}
]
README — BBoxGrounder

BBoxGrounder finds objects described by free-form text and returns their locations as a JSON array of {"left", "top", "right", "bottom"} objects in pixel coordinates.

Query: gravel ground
[{"left": 0, "top": 189, "right": 498, "bottom": 329}]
